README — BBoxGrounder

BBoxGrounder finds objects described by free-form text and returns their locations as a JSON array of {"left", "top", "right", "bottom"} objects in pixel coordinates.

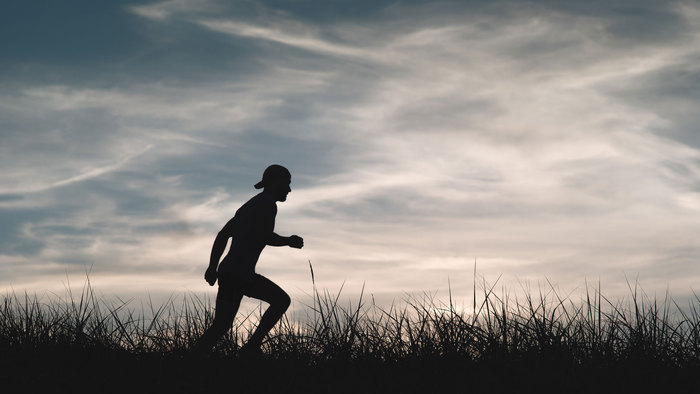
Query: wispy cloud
[
  {"left": 196, "top": 19, "right": 377, "bottom": 60},
  {"left": 8, "top": 145, "right": 153, "bottom": 195},
  {"left": 2, "top": 0, "right": 700, "bottom": 305},
  {"left": 129, "top": 4, "right": 169, "bottom": 21},
  {"left": 128, "top": 0, "right": 219, "bottom": 21}
]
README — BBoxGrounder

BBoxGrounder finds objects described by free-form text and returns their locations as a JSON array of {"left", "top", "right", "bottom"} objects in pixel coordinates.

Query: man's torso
[{"left": 217, "top": 192, "right": 277, "bottom": 276}]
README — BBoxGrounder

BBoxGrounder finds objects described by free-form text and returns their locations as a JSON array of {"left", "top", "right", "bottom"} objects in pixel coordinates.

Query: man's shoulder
[{"left": 241, "top": 192, "right": 276, "bottom": 214}]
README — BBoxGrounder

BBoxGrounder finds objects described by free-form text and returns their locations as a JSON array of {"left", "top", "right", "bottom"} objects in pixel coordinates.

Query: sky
[{"left": 1, "top": 0, "right": 700, "bottom": 311}]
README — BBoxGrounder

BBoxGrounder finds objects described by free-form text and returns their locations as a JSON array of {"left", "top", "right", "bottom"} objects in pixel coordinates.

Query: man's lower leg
[
  {"left": 194, "top": 319, "right": 230, "bottom": 353},
  {"left": 245, "top": 303, "right": 289, "bottom": 349}
]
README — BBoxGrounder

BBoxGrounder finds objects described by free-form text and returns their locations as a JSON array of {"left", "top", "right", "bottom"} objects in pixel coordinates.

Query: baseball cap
[{"left": 254, "top": 164, "right": 291, "bottom": 189}]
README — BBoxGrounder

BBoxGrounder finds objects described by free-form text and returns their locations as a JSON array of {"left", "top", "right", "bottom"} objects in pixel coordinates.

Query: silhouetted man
[{"left": 196, "top": 164, "right": 304, "bottom": 354}]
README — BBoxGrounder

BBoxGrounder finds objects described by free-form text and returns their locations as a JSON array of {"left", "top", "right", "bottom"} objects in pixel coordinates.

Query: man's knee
[{"left": 275, "top": 292, "right": 291, "bottom": 312}]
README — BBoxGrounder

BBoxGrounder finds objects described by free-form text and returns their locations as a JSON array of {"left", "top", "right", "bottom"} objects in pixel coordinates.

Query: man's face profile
[{"left": 266, "top": 176, "right": 292, "bottom": 202}]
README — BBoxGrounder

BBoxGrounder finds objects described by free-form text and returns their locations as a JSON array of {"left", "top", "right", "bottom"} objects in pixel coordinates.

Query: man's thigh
[
  {"left": 245, "top": 274, "right": 288, "bottom": 305},
  {"left": 215, "top": 275, "right": 245, "bottom": 320}
]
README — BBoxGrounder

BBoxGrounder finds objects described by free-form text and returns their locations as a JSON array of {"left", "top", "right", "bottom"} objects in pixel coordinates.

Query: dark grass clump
[{"left": 1, "top": 274, "right": 699, "bottom": 393}]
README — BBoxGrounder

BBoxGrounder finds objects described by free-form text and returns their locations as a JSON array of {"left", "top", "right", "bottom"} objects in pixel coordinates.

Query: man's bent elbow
[{"left": 216, "top": 231, "right": 232, "bottom": 242}]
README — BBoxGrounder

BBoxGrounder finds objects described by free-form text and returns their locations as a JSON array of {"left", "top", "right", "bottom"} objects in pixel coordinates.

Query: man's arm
[
  {"left": 254, "top": 206, "right": 304, "bottom": 248},
  {"left": 205, "top": 219, "right": 234, "bottom": 285},
  {"left": 267, "top": 232, "right": 303, "bottom": 248},
  {"left": 208, "top": 231, "right": 230, "bottom": 269}
]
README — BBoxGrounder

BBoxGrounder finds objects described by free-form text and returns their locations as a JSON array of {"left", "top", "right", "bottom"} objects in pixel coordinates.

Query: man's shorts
[{"left": 217, "top": 272, "right": 263, "bottom": 297}]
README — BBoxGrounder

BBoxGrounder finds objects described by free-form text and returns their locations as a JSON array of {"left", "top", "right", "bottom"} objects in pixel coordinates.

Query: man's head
[{"left": 255, "top": 164, "right": 292, "bottom": 202}]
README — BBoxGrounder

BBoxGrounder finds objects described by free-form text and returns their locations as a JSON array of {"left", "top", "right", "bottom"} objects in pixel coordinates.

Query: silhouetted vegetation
[{"left": 1, "top": 275, "right": 698, "bottom": 393}]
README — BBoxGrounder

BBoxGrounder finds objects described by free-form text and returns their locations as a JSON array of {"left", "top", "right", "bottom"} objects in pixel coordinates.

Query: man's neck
[{"left": 261, "top": 190, "right": 277, "bottom": 202}]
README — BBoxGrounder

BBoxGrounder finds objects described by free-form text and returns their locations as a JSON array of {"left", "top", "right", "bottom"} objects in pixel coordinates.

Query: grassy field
[{"left": 1, "top": 275, "right": 699, "bottom": 393}]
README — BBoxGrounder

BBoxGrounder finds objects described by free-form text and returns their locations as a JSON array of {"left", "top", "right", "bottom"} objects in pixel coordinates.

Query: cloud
[
  {"left": 129, "top": 4, "right": 170, "bottom": 21},
  {"left": 128, "top": 0, "right": 220, "bottom": 21},
  {"left": 16, "top": 144, "right": 153, "bottom": 194},
  {"left": 2, "top": 0, "right": 700, "bottom": 306},
  {"left": 196, "top": 19, "right": 375, "bottom": 60}
]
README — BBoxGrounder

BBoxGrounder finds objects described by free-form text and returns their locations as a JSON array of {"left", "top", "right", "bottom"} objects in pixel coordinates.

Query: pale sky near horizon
[{"left": 2, "top": 0, "right": 700, "bottom": 310}]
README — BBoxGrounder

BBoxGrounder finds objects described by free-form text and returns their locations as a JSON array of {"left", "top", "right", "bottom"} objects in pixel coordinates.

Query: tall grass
[
  {"left": 2, "top": 275, "right": 698, "bottom": 367},
  {"left": 3, "top": 274, "right": 699, "bottom": 392}
]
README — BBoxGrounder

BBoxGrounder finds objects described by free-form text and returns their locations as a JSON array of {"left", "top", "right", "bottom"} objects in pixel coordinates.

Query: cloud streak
[
  {"left": 11, "top": 144, "right": 154, "bottom": 194},
  {"left": 196, "top": 19, "right": 375, "bottom": 60}
]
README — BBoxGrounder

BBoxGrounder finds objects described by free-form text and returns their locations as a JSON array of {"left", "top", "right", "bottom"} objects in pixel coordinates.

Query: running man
[{"left": 196, "top": 164, "right": 304, "bottom": 354}]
